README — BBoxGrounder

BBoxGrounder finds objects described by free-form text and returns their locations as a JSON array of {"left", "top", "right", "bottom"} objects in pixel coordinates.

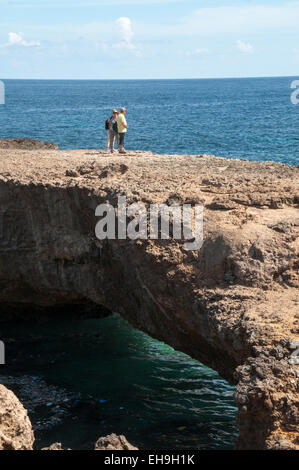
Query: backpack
[
  {"left": 105, "top": 118, "right": 111, "bottom": 130},
  {"left": 112, "top": 120, "right": 118, "bottom": 133}
]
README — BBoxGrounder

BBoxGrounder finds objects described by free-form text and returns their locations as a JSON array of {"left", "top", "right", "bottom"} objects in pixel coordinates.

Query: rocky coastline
[
  {"left": 0, "top": 383, "right": 137, "bottom": 450},
  {"left": 0, "top": 139, "right": 298, "bottom": 450}
]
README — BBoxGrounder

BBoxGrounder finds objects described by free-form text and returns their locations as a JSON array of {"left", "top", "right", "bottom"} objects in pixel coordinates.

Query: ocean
[
  {"left": 0, "top": 77, "right": 297, "bottom": 450},
  {"left": 0, "top": 77, "right": 298, "bottom": 164}
]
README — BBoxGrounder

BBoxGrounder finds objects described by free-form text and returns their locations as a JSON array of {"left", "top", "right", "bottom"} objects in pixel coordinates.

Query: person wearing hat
[
  {"left": 117, "top": 107, "right": 128, "bottom": 154},
  {"left": 109, "top": 109, "right": 119, "bottom": 154}
]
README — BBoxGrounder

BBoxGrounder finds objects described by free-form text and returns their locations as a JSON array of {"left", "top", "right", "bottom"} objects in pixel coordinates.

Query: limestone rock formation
[
  {"left": 95, "top": 434, "right": 138, "bottom": 450},
  {"left": 0, "top": 143, "right": 298, "bottom": 450},
  {"left": 41, "top": 442, "right": 73, "bottom": 450},
  {"left": 0, "top": 138, "right": 58, "bottom": 150},
  {"left": 42, "top": 442, "right": 64, "bottom": 450},
  {"left": 41, "top": 435, "right": 137, "bottom": 451},
  {"left": 0, "top": 385, "right": 34, "bottom": 450}
]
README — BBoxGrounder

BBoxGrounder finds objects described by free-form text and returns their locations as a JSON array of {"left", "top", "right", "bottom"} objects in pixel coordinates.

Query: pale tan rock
[
  {"left": 0, "top": 385, "right": 34, "bottom": 450},
  {"left": 41, "top": 443, "right": 72, "bottom": 450},
  {"left": 95, "top": 434, "right": 138, "bottom": 450},
  {"left": 0, "top": 138, "right": 57, "bottom": 150},
  {"left": 41, "top": 443, "right": 63, "bottom": 450}
]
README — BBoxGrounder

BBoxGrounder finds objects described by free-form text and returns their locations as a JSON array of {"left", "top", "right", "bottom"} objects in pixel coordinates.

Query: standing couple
[{"left": 105, "top": 107, "right": 128, "bottom": 154}]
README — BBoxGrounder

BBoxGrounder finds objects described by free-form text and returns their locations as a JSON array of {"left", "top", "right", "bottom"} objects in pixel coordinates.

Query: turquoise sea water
[
  {"left": 0, "top": 77, "right": 298, "bottom": 164},
  {"left": 0, "top": 315, "right": 237, "bottom": 450}
]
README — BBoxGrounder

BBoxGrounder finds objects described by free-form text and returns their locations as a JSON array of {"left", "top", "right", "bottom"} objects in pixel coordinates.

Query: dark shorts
[{"left": 119, "top": 132, "right": 126, "bottom": 146}]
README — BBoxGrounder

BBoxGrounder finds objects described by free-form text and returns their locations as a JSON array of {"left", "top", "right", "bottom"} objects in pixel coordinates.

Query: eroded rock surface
[
  {"left": 0, "top": 385, "right": 34, "bottom": 450},
  {"left": 0, "top": 144, "right": 298, "bottom": 450},
  {"left": 95, "top": 434, "right": 138, "bottom": 450},
  {"left": 0, "top": 138, "right": 58, "bottom": 150},
  {"left": 41, "top": 435, "right": 137, "bottom": 451},
  {"left": 42, "top": 442, "right": 64, "bottom": 450}
]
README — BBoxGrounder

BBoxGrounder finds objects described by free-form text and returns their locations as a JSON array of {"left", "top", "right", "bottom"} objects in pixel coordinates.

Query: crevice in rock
[{"left": 0, "top": 301, "right": 111, "bottom": 322}]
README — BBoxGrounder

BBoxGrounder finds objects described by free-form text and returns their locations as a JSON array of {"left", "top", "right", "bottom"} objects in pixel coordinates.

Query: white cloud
[
  {"left": 185, "top": 47, "right": 211, "bottom": 57},
  {"left": 195, "top": 48, "right": 209, "bottom": 54},
  {"left": 236, "top": 40, "right": 254, "bottom": 55},
  {"left": 116, "top": 17, "right": 134, "bottom": 44},
  {"left": 185, "top": 47, "right": 210, "bottom": 56},
  {"left": 114, "top": 17, "right": 141, "bottom": 57},
  {"left": 3, "top": 32, "right": 40, "bottom": 47}
]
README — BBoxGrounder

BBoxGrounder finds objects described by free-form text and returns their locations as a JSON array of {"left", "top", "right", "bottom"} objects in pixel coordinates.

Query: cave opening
[{"left": 0, "top": 307, "right": 238, "bottom": 450}]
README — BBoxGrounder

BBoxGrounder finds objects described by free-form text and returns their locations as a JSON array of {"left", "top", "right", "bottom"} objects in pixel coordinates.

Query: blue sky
[{"left": 0, "top": 0, "right": 299, "bottom": 79}]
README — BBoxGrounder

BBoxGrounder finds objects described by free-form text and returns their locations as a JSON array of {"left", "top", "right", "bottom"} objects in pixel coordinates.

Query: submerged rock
[{"left": 0, "top": 385, "right": 136, "bottom": 451}]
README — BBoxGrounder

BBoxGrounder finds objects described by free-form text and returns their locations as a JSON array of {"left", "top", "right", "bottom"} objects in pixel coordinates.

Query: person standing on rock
[
  {"left": 109, "top": 109, "right": 119, "bottom": 154},
  {"left": 105, "top": 116, "right": 111, "bottom": 153},
  {"left": 105, "top": 109, "right": 118, "bottom": 153},
  {"left": 117, "top": 107, "right": 128, "bottom": 154}
]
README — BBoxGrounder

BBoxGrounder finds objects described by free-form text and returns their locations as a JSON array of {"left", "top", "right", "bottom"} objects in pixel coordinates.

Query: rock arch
[{"left": 0, "top": 144, "right": 298, "bottom": 449}]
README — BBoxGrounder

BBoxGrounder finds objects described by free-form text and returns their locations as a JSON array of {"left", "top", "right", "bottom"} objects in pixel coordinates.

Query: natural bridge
[{"left": 0, "top": 139, "right": 298, "bottom": 450}]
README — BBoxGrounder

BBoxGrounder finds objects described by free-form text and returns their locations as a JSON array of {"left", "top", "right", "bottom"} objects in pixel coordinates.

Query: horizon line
[{"left": 1, "top": 74, "right": 298, "bottom": 81}]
